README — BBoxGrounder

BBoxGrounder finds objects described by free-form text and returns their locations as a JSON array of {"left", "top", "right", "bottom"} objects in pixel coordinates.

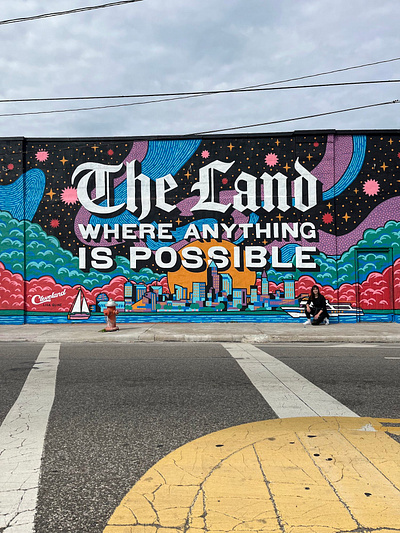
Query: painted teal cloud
[
  {"left": 338, "top": 221, "right": 400, "bottom": 285},
  {"left": 0, "top": 210, "right": 164, "bottom": 288},
  {"left": 3, "top": 209, "right": 400, "bottom": 292}
]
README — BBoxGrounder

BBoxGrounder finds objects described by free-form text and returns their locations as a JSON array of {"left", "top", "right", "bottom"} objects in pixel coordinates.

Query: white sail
[
  {"left": 81, "top": 293, "right": 90, "bottom": 314},
  {"left": 71, "top": 290, "right": 82, "bottom": 313},
  {"left": 69, "top": 289, "right": 90, "bottom": 316}
]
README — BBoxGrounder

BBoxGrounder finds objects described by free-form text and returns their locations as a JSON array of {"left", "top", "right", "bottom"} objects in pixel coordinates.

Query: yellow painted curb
[{"left": 104, "top": 417, "right": 400, "bottom": 532}]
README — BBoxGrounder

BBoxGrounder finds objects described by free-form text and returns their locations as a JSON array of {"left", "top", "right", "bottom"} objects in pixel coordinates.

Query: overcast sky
[{"left": 0, "top": 0, "right": 399, "bottom": 138}]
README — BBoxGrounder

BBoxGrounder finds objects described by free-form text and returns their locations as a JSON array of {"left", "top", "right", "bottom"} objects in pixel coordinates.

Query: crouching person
[{"left": 304, "top": 285, "right": 329, "bottom": 326}]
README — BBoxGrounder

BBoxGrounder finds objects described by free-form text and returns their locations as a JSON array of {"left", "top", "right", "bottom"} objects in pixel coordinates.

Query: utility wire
[
  {"left": 191, "top": 100, "right": 400, "bottom": 135},
  {"left": 0, "top": 78, "right": 399, "bottom": 104},
  {"left": 232, "top": 57, "right": 400, "bottom": 90},
  {"left": 1, "top": 95, "right": 398, "bottom": 137},
  {"left": 0, "top": 80, "right": 399, "bottom": 117},
  {"left": 0, "top": 55, "right": 398, "bottom": 120},
  {"left": 0, "top": 0, "right": 143, "bottom": 26},
  {"left": 0, "top": 97, "right": 188, "bottom": 117},
  {"left": 0, "top": 55, "right": 398, "bottom": 114}
]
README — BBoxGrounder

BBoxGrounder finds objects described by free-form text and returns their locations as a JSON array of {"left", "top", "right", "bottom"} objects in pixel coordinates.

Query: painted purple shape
[
  {"left": 176, "top": 196, "right": 199, "bottom": 217},
  {"left": 311, "top": 135, "right": 353, "bottom": 192},
  {"left": 171, "top": 240, "right": 189, "bottom": 251},
  {"left": 124, "top": 142, "right": 148, "bottom": 163},
  {"left": 74, "top": 141, "right": 148, "bottom": 246}
]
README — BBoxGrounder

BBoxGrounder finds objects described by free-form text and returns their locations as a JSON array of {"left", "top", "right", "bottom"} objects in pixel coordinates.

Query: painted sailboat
[{"left": 68, "top": 288, "right": 90, "bottom": 320}]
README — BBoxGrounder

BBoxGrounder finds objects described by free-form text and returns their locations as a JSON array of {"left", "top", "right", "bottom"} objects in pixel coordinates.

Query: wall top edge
[{"left": 1, "top": 129, "right": 400, "bottom": 143}]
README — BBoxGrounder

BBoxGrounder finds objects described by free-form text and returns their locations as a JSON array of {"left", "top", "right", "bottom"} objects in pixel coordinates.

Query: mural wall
[{"left": 0, "top": 132, "right": 399, "bottom": 324}]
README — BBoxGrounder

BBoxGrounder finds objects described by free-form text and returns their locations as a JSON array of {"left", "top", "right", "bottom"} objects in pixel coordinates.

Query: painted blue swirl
[
  {"left": 0, "top": 169, "right": 45, "bottom": 221},
  {"left": 322, "top": 135, "right": 366, "bottom": 201},
  {"left": 279, "top": 243, "right": 299, "bottom": 263},
  {"left": 142, "top": 139, "right": 202, "bottom": 180}
]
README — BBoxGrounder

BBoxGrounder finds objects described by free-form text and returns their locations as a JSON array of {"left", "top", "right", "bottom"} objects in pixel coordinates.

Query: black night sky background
[{"left": 1, "top": 133, "right": 399, "bottom": 259}]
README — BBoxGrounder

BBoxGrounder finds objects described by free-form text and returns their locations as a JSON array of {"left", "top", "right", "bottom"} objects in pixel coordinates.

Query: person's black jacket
[{"left": 307, "top": 294, "right": 327, "bottom": 312}]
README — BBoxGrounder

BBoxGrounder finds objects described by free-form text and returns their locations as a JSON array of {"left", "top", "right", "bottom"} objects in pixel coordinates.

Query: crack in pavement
[{"left": 0, "top": 343, "right": 60, "bottom": 533}]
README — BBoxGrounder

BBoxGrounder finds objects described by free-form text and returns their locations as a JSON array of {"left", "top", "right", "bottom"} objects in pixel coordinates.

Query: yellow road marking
[
  {"left": 377, "top": 418, "right": 400, "bottom": 435},
  {"left": 104, "top": 417, "right": 400, "bottom": 532}
]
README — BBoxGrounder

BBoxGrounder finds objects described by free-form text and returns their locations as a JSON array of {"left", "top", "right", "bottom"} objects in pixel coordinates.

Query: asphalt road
[
  {"left": 262, "top": 342, "right": 400, "bottom": 419},
  {"left": 0, "top": 342, "right": 399, "bottom": 533}
]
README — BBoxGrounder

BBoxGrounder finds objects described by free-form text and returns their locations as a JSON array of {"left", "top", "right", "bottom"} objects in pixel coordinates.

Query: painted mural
[{"left": 0, "top": 133, "right": 399, "bottom": 325}]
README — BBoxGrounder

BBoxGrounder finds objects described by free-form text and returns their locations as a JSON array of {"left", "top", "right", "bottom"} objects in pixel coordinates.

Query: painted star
[{"left": 46, "top": 189, "right": 56, "bottom": 200}]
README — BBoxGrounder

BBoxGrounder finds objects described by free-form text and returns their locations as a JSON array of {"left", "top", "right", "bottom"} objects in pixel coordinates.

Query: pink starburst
[
  {"left": 36, "top": 150, "right": 49, "bottom": 162},
  {"left": 201, "top": 150, "right": 210, "bottom": 159},
  {"left": 50, "top": 219, "right": 60, "bottom": 228},
  {"left": 265, "top": 153, "right": 278, "bottom": 167},
  {"left": 61, "top": 187, "right": 78, "bottom": 205},
  {"left": 363, "top": 179, "right": 380, "bottom": 196}
]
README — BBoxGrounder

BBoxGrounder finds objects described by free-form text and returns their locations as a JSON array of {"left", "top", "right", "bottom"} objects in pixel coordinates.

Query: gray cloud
[{"left": 0, "top": 0, "right": 399, "bottom": 137}]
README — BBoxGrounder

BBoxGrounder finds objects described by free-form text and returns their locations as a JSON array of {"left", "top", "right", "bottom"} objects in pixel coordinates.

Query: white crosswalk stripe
[
  {"left": 223, "top": 343, "right": 359, "bottom": 418},
  {"left": 0, "top": 343, "right": 60, "bottom": 532}
]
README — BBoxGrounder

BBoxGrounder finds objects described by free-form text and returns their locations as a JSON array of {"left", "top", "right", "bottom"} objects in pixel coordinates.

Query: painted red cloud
[
  {"left": 394, "top": 259, "right": 400, "bottom": 306},
  {"left": 26, "top": 277, "right": 78, "bottom": 312},
  {"left": 359, "top": 269, "right": 392, "bottom": 310},
  {"left": 338, "top": 283, "right": 357, "bottom": 303},
  {"left": 295, "top": 276, "right": 337, "bottom": 301},
  {"left": 0, "top": 262, "right": 24, "bottom": 310},
  {"left": 91, "top": 276, "right": 126, "bottom": 302},
  {"left": 26, "top": 276, "right": 129, "bottom": 312},
  {"left": 4, "top": 272, "right": 172, "bottom": 314}
]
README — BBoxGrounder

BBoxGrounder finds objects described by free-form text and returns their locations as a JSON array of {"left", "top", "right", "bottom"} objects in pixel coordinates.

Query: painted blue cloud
[
  {"left": 323, "top": 135, "right": 366, "bottom": 201},
  {"left": 142, "top": 139, "right": 202, "bottom": 180},
  {"left": 0, "top": 169, "right": 45, "bottom": 221}
]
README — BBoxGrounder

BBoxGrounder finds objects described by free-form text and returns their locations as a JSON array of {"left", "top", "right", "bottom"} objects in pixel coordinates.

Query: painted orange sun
[{"left": 167, "top": 239, "right": 256, "bottom": 294}]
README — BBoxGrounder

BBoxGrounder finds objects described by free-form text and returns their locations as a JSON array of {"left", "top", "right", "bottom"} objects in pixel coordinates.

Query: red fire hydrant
[{"left": 104, "top": 299, "right": 119, "bottom": 331}]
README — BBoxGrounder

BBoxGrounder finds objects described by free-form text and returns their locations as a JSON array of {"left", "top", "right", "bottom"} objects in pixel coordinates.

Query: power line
[
  {"left": 1, "top": 95, "right": 397, "bottom": 136},
  {"left": 0, "top": 55, "right": 398, "bottom": 115},
  {"left": 0, "top": 79, "right": 399, "bottom": 105},
  {"left": 0, "top": 96, "right": 194, "bottom": 117},
  {"left": 233, "top": 57, "right": 400, "bottom": 90},
  {"left": 0, "top": 80, "right": 399, "bottom": 118},
  {"left": 190, "top": 100, "right": 400, "bottom": 135},
  {"left": 0, "top": 0, "right": 143, "bottom": 26}
]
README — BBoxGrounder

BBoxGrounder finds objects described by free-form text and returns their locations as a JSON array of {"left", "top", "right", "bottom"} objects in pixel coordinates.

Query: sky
[{"left": 0, "top": 0, "right": 399, "bottom": 138}]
